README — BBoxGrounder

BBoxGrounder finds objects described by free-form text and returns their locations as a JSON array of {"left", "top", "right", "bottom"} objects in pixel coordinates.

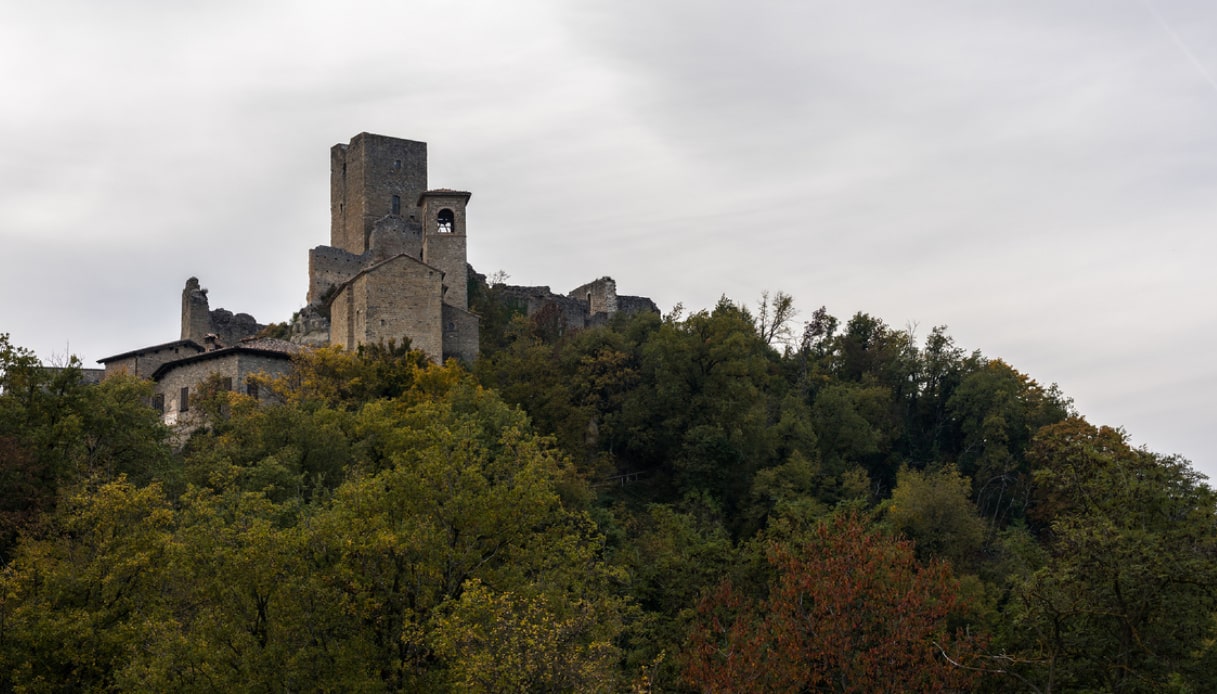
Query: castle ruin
[{"left": 98, "top": 132, "right": 656, "bottom": 424}]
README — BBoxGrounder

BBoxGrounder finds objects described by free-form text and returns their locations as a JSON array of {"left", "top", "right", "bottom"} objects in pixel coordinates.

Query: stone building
[
  {"left": 295, "top": 133, "right": 479, "bottom": 363},
  {"left": 98, "top": 278, "right": 296, "bottom": 424},
  {"left": 96, "top": 132, "right": 656, "bottom": 426}
]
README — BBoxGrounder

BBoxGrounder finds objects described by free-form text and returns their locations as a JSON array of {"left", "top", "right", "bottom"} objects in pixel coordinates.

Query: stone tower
[
  {"left": 304, "top": 133, "right": 479, "bottom": 363},
  {"left": 330, "top": 133, "right": 428, "bottom": 255},
  {"left": 181, "top": 277, "right": 211, "bottom": 343},
  {"left": 420, "top": 189, "right": 471, "bottom": 310}
]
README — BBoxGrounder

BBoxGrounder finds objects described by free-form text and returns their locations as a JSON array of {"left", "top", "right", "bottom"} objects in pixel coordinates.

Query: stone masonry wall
[
  {"left": 155, "top": 352, "right": 291, "bottom": 426},
  {"left": 181, "top": 278, "right": 212, "bottom": 342},
  {"left": 425, "top": 232, "right": 468, "bottom": 310},
  {"left": 363, "top": 257, "right": 443, "bottom": 361},
  {"left": 331, "top": 134, "right": 428, "bottom": 255},
  {"left": 569, "top": 277, "right": 618, "bottom": 317},
  {"left": 617, "top": 295, "right": 661, "bottom": 315},
  {"left": 330, "top": 257, "right": 444, "bottom": 361},
  {"left": 420, "top": 192, "right": 470, "bottom": 310},
  {"left": 442, "top": 304, "right": 479, "bottom": 363},
  {"left": 308, "top": 246, "right": 363, "bottom": 305}
]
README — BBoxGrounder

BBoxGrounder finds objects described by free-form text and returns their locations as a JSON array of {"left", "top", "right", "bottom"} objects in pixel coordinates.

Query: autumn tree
[{"left": 685, "top": 511, "right": 984, "bottom": 693}]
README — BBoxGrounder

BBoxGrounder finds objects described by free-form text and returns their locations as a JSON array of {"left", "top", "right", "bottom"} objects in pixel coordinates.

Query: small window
[
  {"left": 180, "top": 387, "right": 190, "bottom": 413},
  {"left": 391, "top": 195, "right": 401, "bottom": 215},
  {"left": 393, "top": 159, "right": 402, "bottom": 170},
  {"left": 247, "top": 381, "right": 259, "bottom": 400},
  {"left": 437, "top": 208, "right": 454, "bottom": 233},
  {"left": 222, "top": 377, "right": 233, "bottom": 391},
  {"left": 152, "top": 393, "right": 164, "bottom": 414}
]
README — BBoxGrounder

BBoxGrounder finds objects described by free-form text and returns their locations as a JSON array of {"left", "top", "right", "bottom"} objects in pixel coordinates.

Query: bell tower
[{"left": 420, "top": 189, "right": 471, "bottom": 310}]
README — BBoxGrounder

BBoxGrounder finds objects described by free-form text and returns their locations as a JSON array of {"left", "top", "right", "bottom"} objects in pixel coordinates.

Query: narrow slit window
[{"left": 392, "top": 195, "right": 401, "bottom": 215}]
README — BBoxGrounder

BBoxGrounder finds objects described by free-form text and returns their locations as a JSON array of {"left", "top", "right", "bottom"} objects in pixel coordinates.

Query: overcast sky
[{"left": 2, "top": 0, "right": 1214, "bottom": 478}]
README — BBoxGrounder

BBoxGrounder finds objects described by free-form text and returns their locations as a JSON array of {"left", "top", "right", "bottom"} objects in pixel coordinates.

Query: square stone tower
[
  {"left": 420, "top": 189, "right": 471, "bottom": 310},
  {"left": 330, "top": 133, "right": 428, "bottom": 255}
]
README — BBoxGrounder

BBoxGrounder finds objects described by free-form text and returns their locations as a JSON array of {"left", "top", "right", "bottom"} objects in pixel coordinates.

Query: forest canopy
[{"left": 1, "top": 286, "right": 1213, "bottom": 693}]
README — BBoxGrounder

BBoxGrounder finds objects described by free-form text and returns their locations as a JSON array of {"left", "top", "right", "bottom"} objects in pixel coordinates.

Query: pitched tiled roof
[{"left": 97, "top": 339, "right": 204, "bottom": 364}]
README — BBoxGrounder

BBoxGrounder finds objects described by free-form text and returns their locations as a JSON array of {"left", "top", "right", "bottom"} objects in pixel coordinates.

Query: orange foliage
[{"left": 685, "top": 513, "right": 983, "bottom": 693}]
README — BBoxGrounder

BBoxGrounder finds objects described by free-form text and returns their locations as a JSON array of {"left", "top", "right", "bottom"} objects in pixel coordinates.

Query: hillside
[{"left": 1, "top": 287, "right": 1214, "bottom": 692}]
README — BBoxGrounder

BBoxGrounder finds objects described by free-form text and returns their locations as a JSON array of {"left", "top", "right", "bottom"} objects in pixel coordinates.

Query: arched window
[{"left": 437, "top": 208, "right": 454, "bottom": 233}]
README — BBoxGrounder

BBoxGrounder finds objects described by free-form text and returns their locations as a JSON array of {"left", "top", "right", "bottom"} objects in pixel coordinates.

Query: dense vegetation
[{"left": 1, "top": 286, "right": 1214, "bottom": 692}]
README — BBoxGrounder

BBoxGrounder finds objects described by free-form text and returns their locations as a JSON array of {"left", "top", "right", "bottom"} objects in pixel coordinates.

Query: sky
[{"left": 1, "top": 1, "right": 1214, "bottom": 479}]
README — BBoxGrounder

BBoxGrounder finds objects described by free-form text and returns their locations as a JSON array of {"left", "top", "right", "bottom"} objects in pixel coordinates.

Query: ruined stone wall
[
  {"left": 181, "top": 278, "right": 212, "bottom": 343},
  {"left": 617, "top": 295, "right": 661, "bottom": 315},
  {"left": 331, "top": 133, "right": 428, "bottom": 255},
  {"left": 179, "top": 277, "right": 264, "bottom": 347},
  {"left": 569, "top": 277, "right": 618, "bottom": 317},
  {"left": 290, "top": 305, "right": 331, "bottom": 347},
  {"left": 208, "top": 309, "right": 263, "bottom": 347},
  {"left": 308, "top": 246, "right": 363, "bottom": 305},
  {"left": 499, "top": 285, "right": 591, "bottom": 328}
]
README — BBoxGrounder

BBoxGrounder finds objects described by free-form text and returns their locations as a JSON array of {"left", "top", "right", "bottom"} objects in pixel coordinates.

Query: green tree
[
  {"left": 886, "top": 464, "right": 987, "bottom": 569},
  {"left": 947, "top": 359, "right": 1071, "bottom": 524},
  {"left": 810, "top": 383, "right": 894, "bottom": 484},
  {"left": 0, "top": 335, "right": 172, "bottom": 562},
  {"left": 612, "top": 496, "right": 737, "bottom": 688},
  {"left": 432, "top": 580, "right": 620, "bottom": 693},
  {"left": 999, "top": 418, "right": 1217, "bottom": 692},
  {"left": 621, "top": 298, "right": 778, "bottom": 506},
  {"left": 0, "top": 478, "right": 175, "bottom": 691},
  {"left": 300, "top": 384, "right": 627, "bottom": 690}
]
